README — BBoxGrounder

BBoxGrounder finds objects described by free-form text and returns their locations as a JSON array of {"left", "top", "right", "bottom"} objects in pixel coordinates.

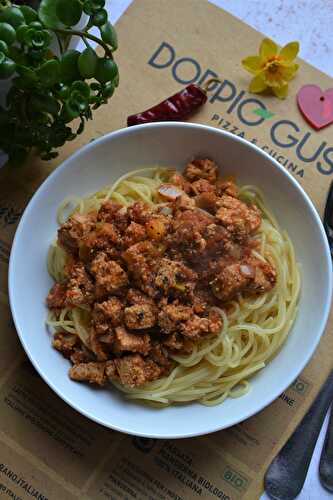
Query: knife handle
[
  {"left": 319, "top": 403, "right": 333, "bottom": 491},
  {"left": 324, "top": 179, "right": 333, "bottom": 254},
  {"left": 264, "top": 369, "right": 333, "bottom": 500}
]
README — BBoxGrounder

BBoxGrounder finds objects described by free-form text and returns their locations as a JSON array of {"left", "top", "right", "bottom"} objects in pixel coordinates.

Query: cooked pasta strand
[{"left": 47, "top": 172, "right": 300, "bottom": 406}]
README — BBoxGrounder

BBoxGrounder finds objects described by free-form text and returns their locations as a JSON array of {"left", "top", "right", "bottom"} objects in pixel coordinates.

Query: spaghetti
[{"left": 47, "top": 165, "right": 300, "bottom": 406}]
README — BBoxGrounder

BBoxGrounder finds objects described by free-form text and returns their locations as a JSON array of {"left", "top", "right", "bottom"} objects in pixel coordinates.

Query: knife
[
  {"left": 324, "top": 179, "right": 333, "bottom": 256},
  {"left": 319, "top": 403, "right": 333, "bottom": 491},
  {"left": 318, "top": 180, "right": 333, "bottom": 492},
  {"left": 265, "top": 181, "right": 333, "bottom": 499},
  {"left": 264, "top": 370, "right": 333, "bottom": 500}
]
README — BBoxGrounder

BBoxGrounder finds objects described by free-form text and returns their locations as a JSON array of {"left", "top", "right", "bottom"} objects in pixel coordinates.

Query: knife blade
[
  {"left": 264, "top": 369, "right": 333, "bottom": 500},
  {"left": 324, "top": 179, "right": 333, "bottom": 255},
  {"left": 319, "top": 403, "right": 333, "bottom": 491},
  {"left": 318, "top": 180, "right": 333, "bottom": 492}
]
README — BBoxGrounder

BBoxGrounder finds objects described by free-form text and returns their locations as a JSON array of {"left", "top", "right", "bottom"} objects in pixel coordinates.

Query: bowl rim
[{"left": 8, "top": 121, "right": 333, "bottom": 438}]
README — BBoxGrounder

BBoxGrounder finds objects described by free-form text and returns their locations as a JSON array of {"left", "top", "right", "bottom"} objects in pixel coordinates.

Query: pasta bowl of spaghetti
[{"left": 9, "top": 122, "right": 332, "bottom": 438}]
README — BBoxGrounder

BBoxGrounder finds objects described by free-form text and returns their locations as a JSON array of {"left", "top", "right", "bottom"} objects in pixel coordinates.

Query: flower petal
[
  {"left": 259, "top": 38, "right": 278, "bottom": 59},
  {"left": 263, "top": 62, "right": 299, "bottom": 87},
  {"left": 249, "top": 74, "right": 267, "bottom": 93},
  {"left": 241, "top": 55, "right": 263, "bottom": 74},
  {"left": 272, "top": 84, "right": 289, "bottom": 99},
  {"left": 279, "top": 41, "right": 299, "bottom": 61},
  {"left": 282, "top": 62, "right": 299, "bottom": 80}
]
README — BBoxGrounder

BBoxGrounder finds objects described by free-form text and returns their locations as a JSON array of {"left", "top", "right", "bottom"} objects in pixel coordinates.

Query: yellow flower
[{"left": 242, "top": 38, "right": 299, "bottom": 99}]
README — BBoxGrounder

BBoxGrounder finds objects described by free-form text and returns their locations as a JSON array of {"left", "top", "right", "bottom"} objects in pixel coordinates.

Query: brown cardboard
[{"left": 0, "top": 1, "right": 333, "bottom": 498}]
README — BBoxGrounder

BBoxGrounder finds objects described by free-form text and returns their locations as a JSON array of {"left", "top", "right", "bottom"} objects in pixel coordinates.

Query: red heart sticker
[{"left": 297, "top": 85, "right": 333, "bottom": 130}]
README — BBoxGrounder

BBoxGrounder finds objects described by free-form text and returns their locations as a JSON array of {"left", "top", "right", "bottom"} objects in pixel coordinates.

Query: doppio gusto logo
[{"left": 148, "top": 42, "right": 333, "bottom": 177}]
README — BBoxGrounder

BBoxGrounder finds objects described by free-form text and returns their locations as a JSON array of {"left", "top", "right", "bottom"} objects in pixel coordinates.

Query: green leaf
[
  {"left": 71, "top": 80, "right": 90, "bottom": 98},
  {"left": 60, "top": 49, "right": 80, "bottom": 82},
  {"left": 100, "top": 22, "right": 117, "bottom": 50},
  {"left": 16, "top": 65, "right": 37, "bottom": 84},
  {"left": 64, "top": 100, "right": 80, "bottom": 120},
  {"left": 16, "top": 24, "right": 29, "bottom": 43},
  {"left": 29, "top": 21, "right": 44, "bottom": 29},
  {"left": 19, "top": 5, "right": 39, "bottom": 24},
  {"left": 83, "top": 0, "right": 105, "bottom": 15},
  {"left": 29, "top": 47, "right": 48, "bottom": 62},
  {"left": 0, "top": 39, "right": 8, "bottom": 55},
  {"left": 37, "top": 59, "right": 61, "bottom": 87},
  {"left": 0, "top": 7, "right": 25, "bottom": 28},
  {"left": 57, "top": 83, "right": 70, "bottom": 99},
  {"left": 14, "top": 78, "right": 34, "bottom": 90},
  {"left": 95, "top": 58, "right": 118, "bottom": 83},
  {"left": 70, "top": 90, "right": 88, "bottom": 112},
  {"left": 24, "top": 28, "right": 51, "bottom": 50},
  {"left": 0, "top": 22, "right": 16, "bottom": 45},
  {"left": 31, "top": 94, "right": 60, "bottom": 115},
  {"left": 9, "top": 45, "right": 28, "bottom": 65},
  {"left": 38, "top": 0, "right": 63, "bottom": 29},
  {"left": 78, "top": 47, "right": 98, "bottom": 78},
  {"left": 56, "top": 0, "right": 82, "bottom": 27},
  {"left": 91, "top": 8, "right": 107, "bottom": 27},
  {"left": 103, "top": 82, "right": 114, "bottom": 98},
  {"left": 0, "top": 57, "right": 16, "bottom": 79}
]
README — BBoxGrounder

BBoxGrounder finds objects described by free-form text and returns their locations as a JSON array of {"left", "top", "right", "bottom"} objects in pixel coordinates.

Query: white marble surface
[
  {"left": 94, "top": 1, "right": 333, "bottom": 498},
  {"left": 107, "top": 0, "right": 333, "bottom": 77}
]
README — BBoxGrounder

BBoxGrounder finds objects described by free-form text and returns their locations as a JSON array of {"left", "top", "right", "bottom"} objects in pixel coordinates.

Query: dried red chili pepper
[{"left": 127, "top": 80, "right": 219, "bottom": 127}]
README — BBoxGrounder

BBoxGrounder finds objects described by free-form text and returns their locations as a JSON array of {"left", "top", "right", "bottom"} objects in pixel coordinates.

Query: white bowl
[{"left": 8, "top": 122, "right": 332, "bottom": 438}]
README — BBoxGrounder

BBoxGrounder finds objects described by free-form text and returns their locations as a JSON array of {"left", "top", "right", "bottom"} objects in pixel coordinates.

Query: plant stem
[
  {"left": 82, "top": 36, "right": 90, "bottom": 50},
  {"left": 55, "top": 33, "right": 64, "bottom": 55},
  {"left": 52, "top": 28, "right": 113, "bottom": 59},
  {"left": 84, "top": 20, "right": 94, "bottom": 32}
]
